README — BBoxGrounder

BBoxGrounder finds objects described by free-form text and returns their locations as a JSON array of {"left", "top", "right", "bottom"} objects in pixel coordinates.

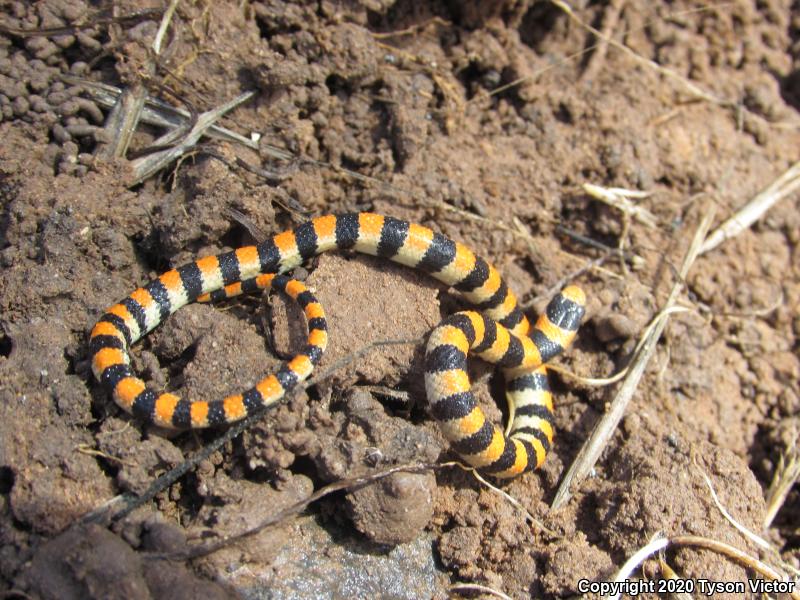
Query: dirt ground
[{"left": 0, "top": 0, "right": 798, "bottom": 598}]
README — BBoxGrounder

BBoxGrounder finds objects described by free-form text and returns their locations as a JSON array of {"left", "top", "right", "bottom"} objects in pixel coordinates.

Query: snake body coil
[{"left": 90, "top": 213, "right": 585, "bottom": 478}]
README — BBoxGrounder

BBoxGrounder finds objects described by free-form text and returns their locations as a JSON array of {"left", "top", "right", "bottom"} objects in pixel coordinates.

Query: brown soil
[{"left": 0, "top": 1, "right": 798, "bottom": 598}]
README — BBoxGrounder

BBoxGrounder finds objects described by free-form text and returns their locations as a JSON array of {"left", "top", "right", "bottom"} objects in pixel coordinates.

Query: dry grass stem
[
  {"left": 609, "top": 533, "right": 670, "bottom": 599},
  {"left": 549, "top": 306, "right": 690, "bottom": 387},
  {"left": 359, "top": 385, "right": 410, "bottom": 404},
  {"left": 483, "top": 45, "right": 590, "bottom": 99},
  {"left": 764, "top": 442, "right": 800, "bottom": 529},
  {"left": 480, "top": 4, "right": 745, "bottom": 108},
  {"left": 669, "top": 536, "right": 800, "bottom": 600},
  {"left": 152, "top": 0, "right": 180, "bottom": 55},
  {"left": 611, "top": 534, "right": 799, "bottom": 600},
  {"left": 75, "top": 444, "right": 136, "bottom": 468},
  {"left": 129, "top": 90, "right": 255, "bottom": 185},
  {"left": 70, "top": 78, "right": 262, "bottom": 151},
  {"left": 370, "top": 16, "right": 449, "bottom": 39},
  {"left": 649, "top": 106, "right": 684, "bottom": 127},
  {"left": 701, "top": 161, "right": 800, "bottom": 254},
  {"left": 552, "top": 1, "right": 734, "bottom": 109},
  {"left": 449, "top": 583, "right": 514, "bottom": 600},
  {"left": 696, "top": 466, "right": 773, "bottom": 552},
  {"left": 657, "top": 558, "right": 695, "bottom": 600},
  {"left": 552, "top": 206, "right": 716, "bottom": 510},
  {"left": 700, "top": 289, "right": 784, "bottom": 319},
  {"left": 468, "top": 468, "right": 558, "bottom": 538},
  {"left": 582, "top": 182, "right": 655, "bottom": 276},
  {"left": 96, "top": 85, "right": 147, "bottom": 159},
  {"left": 0, "top": 8, "right": 162, "bottom": 37},
  {"left": 583, "top": 183, "right": 658, "bottom": 229},
  {"left": 580, "top": 0, "right": 626, "bottom": 82},
  {"left": 422, "top": 199, "right": 600, "bottom": 255}
]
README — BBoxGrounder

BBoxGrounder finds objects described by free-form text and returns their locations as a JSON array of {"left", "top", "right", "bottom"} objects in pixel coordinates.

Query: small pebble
[{"left": 594, "top": 312, "right": 639, "bottom": 342}]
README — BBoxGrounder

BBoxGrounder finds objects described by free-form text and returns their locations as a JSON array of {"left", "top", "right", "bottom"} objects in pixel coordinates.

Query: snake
[{"left": 89, "top": 212, "right": 585, "bottom": 478}]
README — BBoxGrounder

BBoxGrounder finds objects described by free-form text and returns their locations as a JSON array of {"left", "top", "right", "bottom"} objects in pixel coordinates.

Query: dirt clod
[
  {"left": 348, "top": 471, "right": 436, "bottom": 545},
  {"left": 16, "top": 523, "right": 235, "bottom": 600}
]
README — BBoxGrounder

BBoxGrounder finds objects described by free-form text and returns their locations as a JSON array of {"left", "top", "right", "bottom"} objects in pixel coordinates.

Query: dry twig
[{"left": 700, "top": 161, "right": 800, "bottom": 255}]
